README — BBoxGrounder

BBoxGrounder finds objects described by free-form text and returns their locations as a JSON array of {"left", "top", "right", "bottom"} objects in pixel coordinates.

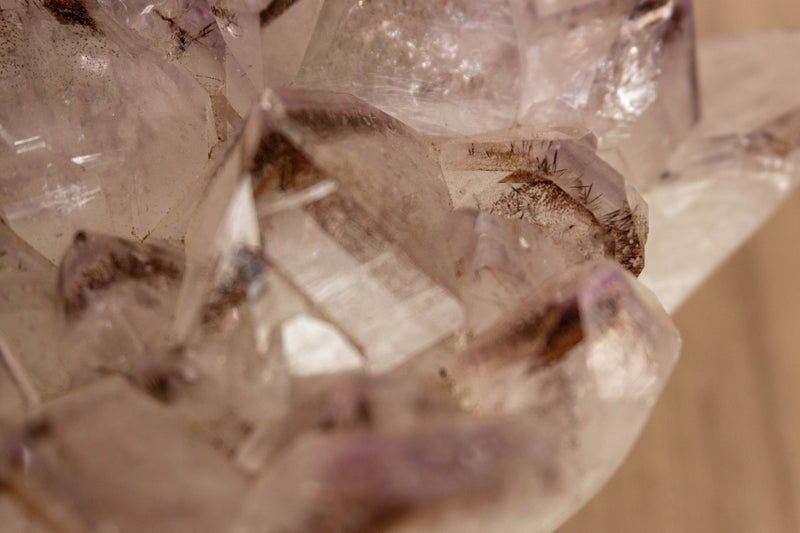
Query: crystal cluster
[{"left": 1, "top": 0, "right": 799, "bottom": 531}]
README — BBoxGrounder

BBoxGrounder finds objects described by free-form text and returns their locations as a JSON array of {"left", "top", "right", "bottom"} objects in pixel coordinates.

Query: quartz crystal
[
  {"left": 0, "top": 0, "right": 216, "bottom": 262},
  {"left": 96, "top": 0, "right": 259, "bottom": 118},
  {"left": 0, "top": 378, "right": 247, "bottom": 533},
  {"left": 181, "top": 89, "right": 465, "bottom": 376},
  {"left": 236, "top": 260, "right": 679, "bottom": 533},
  {"left": 437, "top": 128, "right": 648, "bottom": 275},
  {"left": 640, "top": 32, "right": 800, "bottom": 311},
  {"left": 295, "top": 0, "right": 699, "bottom": 189},
  {"left": 1, "top": 0, "right": 797, "bottom": 531}
]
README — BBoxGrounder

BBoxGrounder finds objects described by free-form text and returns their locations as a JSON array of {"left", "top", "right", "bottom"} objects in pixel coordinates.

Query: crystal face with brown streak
[
  {"left": 0, "top": 85, "right": 680, "bottom": 532},
  {"left": 2, "top": 0, "right": 800, "bottom": 532}
]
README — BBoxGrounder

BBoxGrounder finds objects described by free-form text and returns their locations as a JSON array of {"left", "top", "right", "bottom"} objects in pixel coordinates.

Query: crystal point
[
  {"left": 438, "top": 129, "right": 648, "bottom": 275},
  {"left": 295, "top": 0, "right": 698, "bottom": 187},
  {"left": 185, "top": 90, "right": 465, "bottom": 375},
  {"left": 447, "top": 260, "right": 680, "bottom": 527},
  {"left": 1, "top": 1, "right": 758, "bottom": 530},
  {"left": 0, "top": 0, "right": 216, "bottom": 261}
]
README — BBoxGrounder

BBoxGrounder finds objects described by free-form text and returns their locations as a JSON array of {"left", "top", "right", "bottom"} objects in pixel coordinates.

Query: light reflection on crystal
[
  {"left": 13, "top": 136, "right": 47, "bottom": 154},
  {"left": 0, "top": 0, "right": 216, "bottom": 261},
  {"left": 297, "top": 0, "right": 521, "bottom": 135},
  {"left": 263, "top": 198, "right": 464, "bottom": 372},
  {"left": 2, "top": 0, "right": 797, "bottom": 530},
  {"left": 281, "top": 314, "right": 363, "bottom": 376}
]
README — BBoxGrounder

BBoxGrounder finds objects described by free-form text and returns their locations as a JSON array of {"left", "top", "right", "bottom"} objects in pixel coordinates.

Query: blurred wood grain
[{"left": 559, "top": 2, "right": 800, "bottom": 532}]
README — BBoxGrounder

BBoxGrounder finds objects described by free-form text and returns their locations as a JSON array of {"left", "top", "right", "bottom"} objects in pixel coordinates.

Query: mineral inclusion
[{"left": 0, "top": 0, "right": 799, "bottom": 532}]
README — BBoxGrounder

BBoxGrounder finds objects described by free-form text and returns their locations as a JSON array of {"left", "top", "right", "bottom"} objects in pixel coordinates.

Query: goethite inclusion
[{"left": 0, "top": 0, "right": 799, "bottom": 532}]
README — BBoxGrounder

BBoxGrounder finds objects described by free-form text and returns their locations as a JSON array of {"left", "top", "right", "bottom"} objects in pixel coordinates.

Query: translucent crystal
[
  {"left": 235, "top": 258, "right": 680, "bottom": 533},
  {"left": 175, "top": 145, "right": 264, "bottom": 343},
  {"left": 262, "top": 196, "right": 462, "bottom": 372},
  {"left": 251, "top": 89, "right": 457, "bottom": 283},
  {"left": 0, "top": 0, "right": 215, "bottom": 262},
  {"left": 296, "top": 0, "right": 521, "bottom": 136},
  {"left": 444, "top": 260, "right": 680, "bottom": 530},
  {"left": 98, "top": 0, "right": 258, "bottom": 118},
  {"left": 177, "top": 246, "right": 296, "bottom": 451},
  {"left": 295, "top": 0, "right": 698, "bottom": 188},
  {"left": 640, "top": 32, "right": 800, "bottom": 312},
  {"left": 209, "top": 0, "right": 265, "bottom": 88},
  {"left": 184, "top": 89, "right": 465, "bottom": 374},
  {"left": 0, "top": 378, "right": 247, "bottom": 532},
  {"left": 56, "top": 232, "right": 183, "bottom": 388},
  {"left": 240, "top": 410, "right": 559, "bottom": 533},
  {"left": 259, "top": 0, "right": 325, "bottom": 88},
  {"left": 0, "top": 221, "right": 65, "bottom": 396},
  {"left": 2, "top": 2, "right": 759, "bottom": 530},
  {"left": 51, "top": 230, "right": 285, "bottom": 451},
  {"left": 445, "top": 209, "right": 601, "bottom": 332},
  {"left": 437, "top": 128, "right": 648, "bottom": 275},
  {"left": 235, "top": 371, "right": 462, "bottom": 472},
  {"left": 279, "top": 314, "right": 364, "bottom": 376},
  {"left": 512, "top": 0, "right": 699, "bottom": 190}
]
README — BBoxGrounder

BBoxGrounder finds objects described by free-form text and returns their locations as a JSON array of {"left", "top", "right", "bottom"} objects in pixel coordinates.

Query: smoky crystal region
[{"left": 3, "top": 0, "right": 798, "bottom": 531}]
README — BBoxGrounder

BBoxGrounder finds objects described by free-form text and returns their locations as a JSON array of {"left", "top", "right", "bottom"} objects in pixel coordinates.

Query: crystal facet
[
  {"left": 3, "top": 1, "right": 794, "bottom": 531},
  {"left": 437, "top": 128, "right": 648, "bottom": 275},
  {"left": 0, "top": 0, "right": 215, "bottom": 261},
  {"left": 640, "top": 32, "right": 800, "bottom": 311},
  {"left": 295, "top": 0, "right": 699, "bottom": 188},
  {"left": 0, "top": 379, "right": 247, "bottom": 533}
]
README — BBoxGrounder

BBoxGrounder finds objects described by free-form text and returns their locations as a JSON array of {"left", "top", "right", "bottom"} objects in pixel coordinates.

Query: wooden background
[{"left": 559, "top": 1, "right": 800, "bottom": 532}]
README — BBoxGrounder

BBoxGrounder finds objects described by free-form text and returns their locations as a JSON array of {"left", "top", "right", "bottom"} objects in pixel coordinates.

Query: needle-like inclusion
[
  {"left": 437, "top": 129, "right": 648, "bottom": 276},
  {"left": 0, "top": 85, "right": 680, "bottom": 531},
  {"left": 295, "top": 0, "right": 699, "bottom": 190},
  {"left": 1, "top": 0, "right": 798, "bottom": 530}
]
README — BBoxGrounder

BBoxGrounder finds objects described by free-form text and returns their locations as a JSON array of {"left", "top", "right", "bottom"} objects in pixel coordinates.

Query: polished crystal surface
[{"left": 1, "top": 0, "right": 795, "bottom": 531}]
